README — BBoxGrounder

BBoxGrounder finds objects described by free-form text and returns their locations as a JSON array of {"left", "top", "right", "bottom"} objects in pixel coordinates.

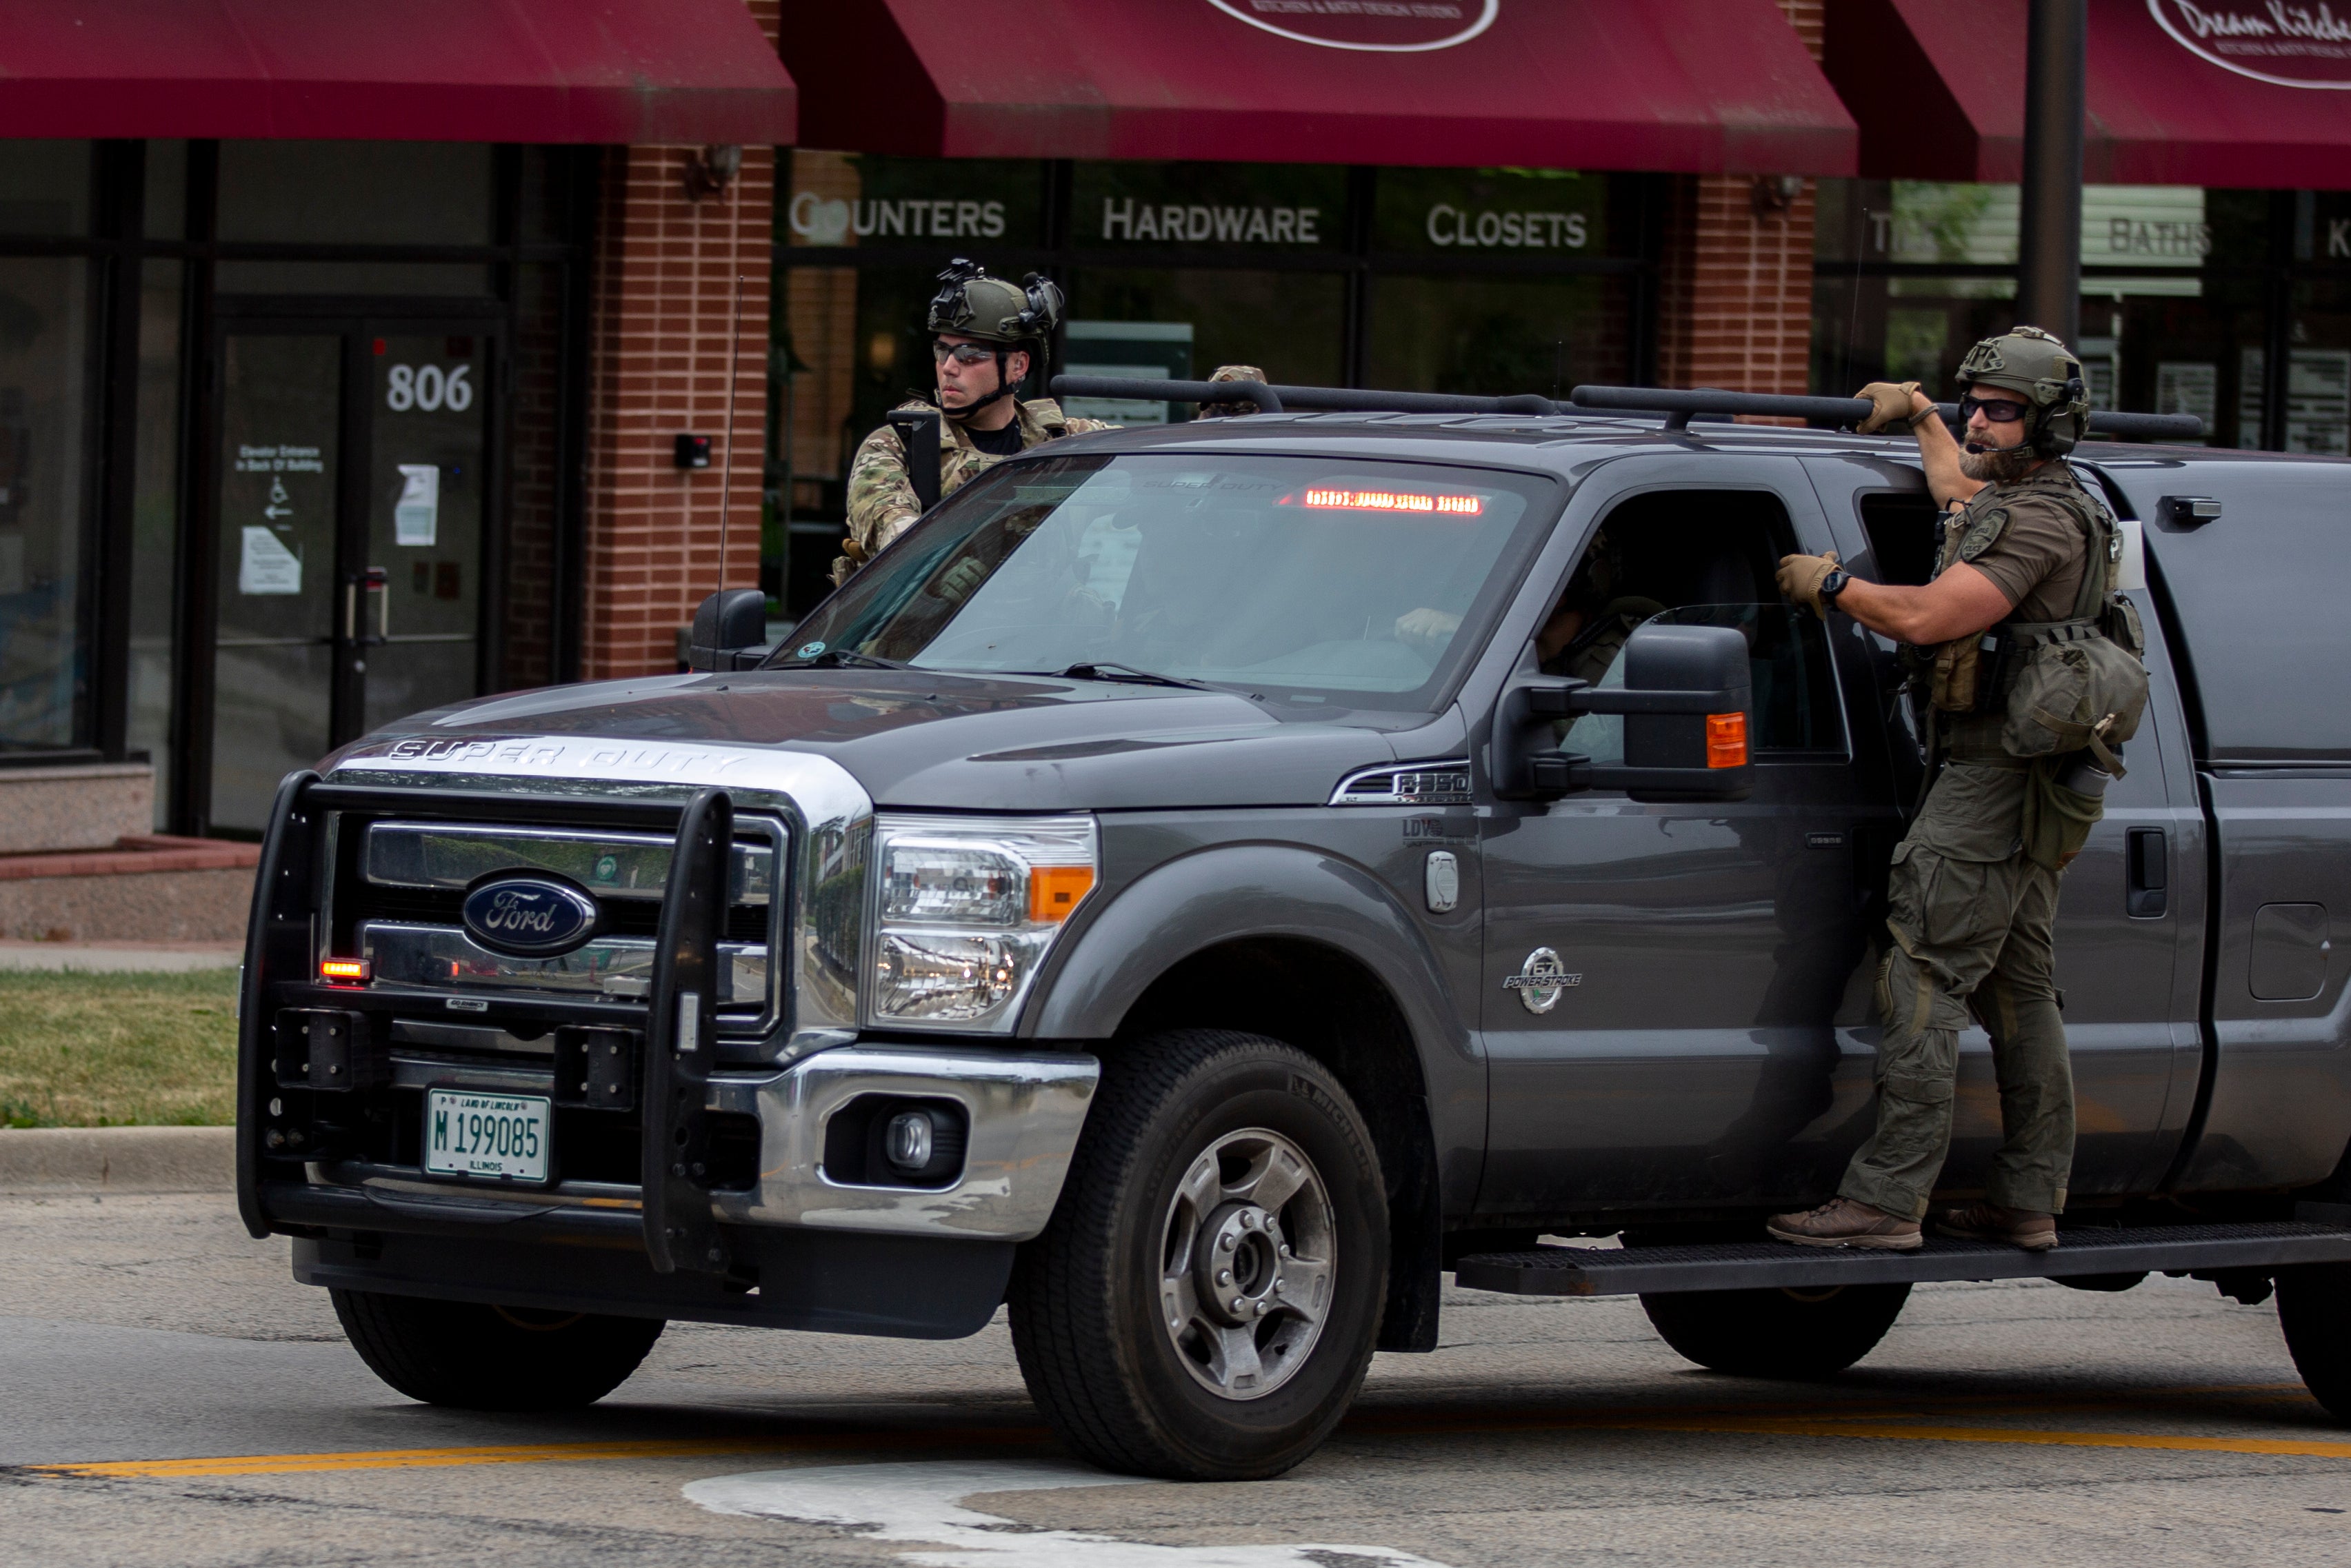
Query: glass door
[
  {"left": 363, "top": 333, "right": 490, "bottom": 732},
  {"left": 204, "top": 320, "right": 497, "bottom": 834},
  {"left": 210, "top": 332, "right": 343, "bottom": 834}
]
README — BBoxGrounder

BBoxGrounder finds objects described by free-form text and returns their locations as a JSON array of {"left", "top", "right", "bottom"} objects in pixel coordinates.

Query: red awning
[
  {"left": 1826, "top": 0, "right": 2351, "bottom": 188},
  {"left": 783, "top": 0, "right": 1856, "bottom": 175},
  {"left": 0, "top": 0, "right": 797, "bottom": 144}
]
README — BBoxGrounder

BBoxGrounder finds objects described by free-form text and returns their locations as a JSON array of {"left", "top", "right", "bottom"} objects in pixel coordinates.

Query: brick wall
[
  {"left": 1652, "top": 0, "right": 1824, "bottom": 407},
  {"left": 579, "top": 0, "right": 779, "bottom": 680}
]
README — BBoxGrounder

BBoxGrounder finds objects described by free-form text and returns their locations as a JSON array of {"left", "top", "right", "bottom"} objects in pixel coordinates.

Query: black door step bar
[{"left": 1453, "top": 1219, "right": 2351, "bottom": 1298}]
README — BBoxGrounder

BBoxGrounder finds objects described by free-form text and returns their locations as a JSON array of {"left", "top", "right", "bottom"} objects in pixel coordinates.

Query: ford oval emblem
[{"left": 461, "top": 876, "right": 599, "bottom": 958}]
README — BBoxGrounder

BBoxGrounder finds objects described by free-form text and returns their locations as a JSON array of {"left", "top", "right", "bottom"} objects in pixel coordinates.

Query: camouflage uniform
[
  {"left": 834, "top": 365, "right": 1268, "bottom": 586},
  {"left": 834, "top": 398, "right": 1110, "bottom": 585},
  {"left": 1836, "top": 463, "right": 2097, "bottom": 1222}
]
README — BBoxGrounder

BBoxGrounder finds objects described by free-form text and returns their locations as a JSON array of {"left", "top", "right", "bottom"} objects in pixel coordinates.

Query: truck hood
[{"left": 332, "top": 670, "right": 1425, "bottom": 810}]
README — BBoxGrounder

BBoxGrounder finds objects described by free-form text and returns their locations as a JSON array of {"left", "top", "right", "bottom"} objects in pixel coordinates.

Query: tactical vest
[{"left": 1925, "top": 465, "right": 2149, "bottom": 775}]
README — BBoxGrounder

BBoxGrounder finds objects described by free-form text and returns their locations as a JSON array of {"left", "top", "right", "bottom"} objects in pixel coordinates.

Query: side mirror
[
  {"left": 1495, "top": 622, "right": 1753, "bottom": 803},
  {"left": 687, "top": 588, "right": 770, "bottom": 672}
]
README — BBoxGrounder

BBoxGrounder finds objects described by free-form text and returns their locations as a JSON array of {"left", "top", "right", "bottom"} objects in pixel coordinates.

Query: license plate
[{"left": 423, "top": 1089, "right": 550, "bottom": 1183}]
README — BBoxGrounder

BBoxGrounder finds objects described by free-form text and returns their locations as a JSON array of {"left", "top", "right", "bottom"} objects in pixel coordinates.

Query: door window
[
  {"left": 364, "top": 334, "right": 487, "bottom": 732},
  {"left": 212, "top": 334, "right": 340, "bottom": 832},
  {"left": 1544, "top": 489, "right": 1845, "bottom": 766}
]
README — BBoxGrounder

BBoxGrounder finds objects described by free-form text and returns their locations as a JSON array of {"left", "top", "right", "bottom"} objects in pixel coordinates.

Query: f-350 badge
[{"left": 1503, "top": 947, "right": 1580, "bottom": 1014}]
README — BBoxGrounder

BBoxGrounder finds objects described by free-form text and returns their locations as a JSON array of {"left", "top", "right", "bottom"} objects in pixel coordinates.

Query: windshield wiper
[
  {"left": 1043, "top": 661, "right": 1216, "bottom": 691},
  {"left": 786, "top": 647, "right": 908, "bottom": 670}
]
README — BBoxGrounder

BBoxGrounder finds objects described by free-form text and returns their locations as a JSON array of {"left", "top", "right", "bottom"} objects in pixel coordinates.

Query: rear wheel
[
  {"left": 1008, "top": 1029, "right": 1388, "bottom": 1480},
  {"left": 331, "top": 1289, "right": 663, "bottom": 1410},
  {"left": 2277, "top": 1264, "right": 2351, "bottom": 1420},
  {"left": 1641, "top": 1283, "right": 1910, "bottom": 1378}
]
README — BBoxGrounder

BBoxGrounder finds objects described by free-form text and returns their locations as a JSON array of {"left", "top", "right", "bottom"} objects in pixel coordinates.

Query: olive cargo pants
[{"left": 1837, "top": 762, "right": 2076, "bottom": 1220}]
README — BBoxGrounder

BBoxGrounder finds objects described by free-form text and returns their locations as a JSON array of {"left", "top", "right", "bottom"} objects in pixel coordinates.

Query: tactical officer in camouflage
[
  {"left": 834, "top": 258, "right": 1268, "bottom": 585},
  {"left": 1768, "top": 326, "right": 2112, "bottom": 1255},
  {"left": 834, "top": 260, "right": 1106, "bottom": 586}
]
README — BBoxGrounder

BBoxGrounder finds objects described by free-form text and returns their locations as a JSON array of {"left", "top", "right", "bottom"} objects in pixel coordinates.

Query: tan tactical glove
[
  {"left": 1853, "top": 381, "right": 1924, "bottom": 435},
  {"left": 1776, "top": 550, "right": 1841, "bottom": 620}
]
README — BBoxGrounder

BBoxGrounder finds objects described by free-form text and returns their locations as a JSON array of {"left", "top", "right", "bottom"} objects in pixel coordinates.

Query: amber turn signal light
[
  {"left": 1028, "top": 865, "right": 1096, "bottom": 923},
  {"left": 1705, "top": 712, "right": 1748, "bottom": 769},
  {"left": 320, "top": 958, "right": 371, "bottom": 984}
]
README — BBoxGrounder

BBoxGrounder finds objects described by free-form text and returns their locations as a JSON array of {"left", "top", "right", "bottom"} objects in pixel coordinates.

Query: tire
[
  {"left": 1640, "top": 1282, "right": 1911, "bottom": 1378},
  {"left": 1008, "top": 1029, "right": 1389, "bottom": 1480},
  {"left": 2278, "top": 1263, "right": 2351, "bottom": 1421},
  {"left": 331, "top": 1289, "right": 664, "bottom": 1410}
]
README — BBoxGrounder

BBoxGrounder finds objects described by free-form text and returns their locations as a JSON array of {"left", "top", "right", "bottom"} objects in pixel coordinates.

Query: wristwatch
[{"left": 1818, "top": 567, "right": 1852, "bottom": 608}]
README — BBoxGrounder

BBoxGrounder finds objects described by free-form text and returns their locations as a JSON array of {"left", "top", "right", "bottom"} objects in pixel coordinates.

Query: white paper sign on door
[
  {"left": 238, "top": 527, "right": 302, "bottom": 595},
  {"left": 394, "top": 463, "right": 439, "bottom": 545}
]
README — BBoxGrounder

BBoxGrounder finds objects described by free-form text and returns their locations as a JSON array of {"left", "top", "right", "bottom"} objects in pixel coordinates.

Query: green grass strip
[{"left": 0, "top": 968, "right": 239, "bottom": 1127}]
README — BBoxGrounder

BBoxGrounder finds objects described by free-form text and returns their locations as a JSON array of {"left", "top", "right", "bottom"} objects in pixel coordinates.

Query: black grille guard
[{"left": 237, "top": 774, "right": 746, "bottom": 1276}]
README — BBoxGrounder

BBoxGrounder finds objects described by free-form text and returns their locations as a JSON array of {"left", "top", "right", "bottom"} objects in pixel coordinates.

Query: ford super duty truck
[{"left": 237, "top": 376, "right": 2351, "bottom": 1480}]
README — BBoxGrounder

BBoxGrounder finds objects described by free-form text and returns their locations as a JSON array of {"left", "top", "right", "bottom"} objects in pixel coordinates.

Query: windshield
[{"left": 772, "top": 453, "right": 1556, "bottom": 710}]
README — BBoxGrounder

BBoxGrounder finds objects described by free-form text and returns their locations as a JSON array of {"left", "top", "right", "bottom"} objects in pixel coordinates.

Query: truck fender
[{"left": 1024, "top": 843, "right": 1470, "bottom": 1062}]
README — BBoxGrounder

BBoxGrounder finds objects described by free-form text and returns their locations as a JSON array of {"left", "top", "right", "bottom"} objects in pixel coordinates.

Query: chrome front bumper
[{"left": 714, "top": 1043, "right": 1099, "bottom": 1242}]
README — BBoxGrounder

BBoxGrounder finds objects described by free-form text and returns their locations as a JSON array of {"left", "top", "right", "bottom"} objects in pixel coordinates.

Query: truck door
[
  {"left": 1805, "top": 454, "right": 2201, "bottom": 1197},
  {"left": 1479, "top": 456, "right": 1878, "bottom": 1214}
]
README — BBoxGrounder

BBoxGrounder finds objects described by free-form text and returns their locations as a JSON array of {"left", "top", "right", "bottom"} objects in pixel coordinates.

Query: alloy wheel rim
[{"left": 1156, "top": 1127, "right": 1336, "bottom": 1401}]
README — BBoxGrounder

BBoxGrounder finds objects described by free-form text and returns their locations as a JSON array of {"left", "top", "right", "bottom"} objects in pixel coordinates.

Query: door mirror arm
[{"left": 1491, "top": 623, "right": 1757, "bottom": 804}]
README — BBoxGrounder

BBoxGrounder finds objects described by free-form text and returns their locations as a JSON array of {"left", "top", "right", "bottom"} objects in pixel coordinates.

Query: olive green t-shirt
[{"left": 1944, "top": 465, "right": 2092, "bottom": 623}]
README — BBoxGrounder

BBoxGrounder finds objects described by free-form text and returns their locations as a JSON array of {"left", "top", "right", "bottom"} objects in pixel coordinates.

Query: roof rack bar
[
  {"left": 1052, "top": 375, "right": 1559, "bottom": 417},
  {"left": 1572, "top": 385, "right": 1879, "bottom": 425},
  {"left": 1054, "top": 375, "right": 2207, "bottom": 441}
]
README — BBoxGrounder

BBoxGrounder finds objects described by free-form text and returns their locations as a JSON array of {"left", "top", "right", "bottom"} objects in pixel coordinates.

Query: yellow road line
[
  {"left": 26, "top": 1385, "right": 2338, "bottom": 1479},
  {"left": 31, "top": 1427, "right": 1048, "bottom": 1479},
  {"left": 1617, "top": 1415, "right": 2351, "bottom": 1460}
]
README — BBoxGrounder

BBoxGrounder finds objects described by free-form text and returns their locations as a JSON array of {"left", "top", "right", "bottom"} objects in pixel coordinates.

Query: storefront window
[
  {"left": 1811, "top": 178, "right": 2330, "bottom": 450},
  {"left": 0, "top": 142, "right": 92, "bottom": 237},
  {"left": 1369, "top": 274, "right": 1630, "bottom": 398},
  {"left": 127, "top": 259, "right": 183, "bottom": 816},
  {"left": 216, "top": 141, "right": 494, "bottom": 296},
  {"left": 1373, "top": 167, "right": 1620, "bottom": 259},
  {"left": 0, "top": 257, "right": 92, "bottom": 752},
  {"left": 1073, "top": 162, "right": 1347, "bottom": 252},
  {"left": 771, "top": 157, "right": 1657, "bottom": 615}
]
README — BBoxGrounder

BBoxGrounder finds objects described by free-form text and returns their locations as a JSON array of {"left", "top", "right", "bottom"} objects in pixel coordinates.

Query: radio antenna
[{"left": 717, "top": 262, "right": 746, "bottom": 598}]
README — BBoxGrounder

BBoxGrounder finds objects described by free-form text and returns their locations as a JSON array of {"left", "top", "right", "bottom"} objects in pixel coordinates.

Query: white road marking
[{"left": 684, "top": 1458, "right": 1455, "bottom": 1567}]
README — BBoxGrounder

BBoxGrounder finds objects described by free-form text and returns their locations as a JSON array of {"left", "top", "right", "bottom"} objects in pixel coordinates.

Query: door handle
[{"left": 2127, "top": 826, "right": 2168, "bottom": 918}]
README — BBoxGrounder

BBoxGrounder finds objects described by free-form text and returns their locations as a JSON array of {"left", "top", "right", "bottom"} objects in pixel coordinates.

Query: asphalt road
[{"left": 6, "top": 1193, "right": 2351, "bottom": 1567}]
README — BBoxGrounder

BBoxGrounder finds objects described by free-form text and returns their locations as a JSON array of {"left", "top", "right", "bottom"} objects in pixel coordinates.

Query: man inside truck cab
[{"left": 1770, "top": 326, "right": 2146, "bottom": 1254}]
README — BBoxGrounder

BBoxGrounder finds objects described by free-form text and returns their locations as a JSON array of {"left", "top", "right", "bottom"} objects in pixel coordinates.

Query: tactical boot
[
  {"left": 1766, "top": 1198, "right": 1923, "bottom": 1251},
  {"left": 1934, "top": 1201, "right": 2058, "bottom": 1252}
]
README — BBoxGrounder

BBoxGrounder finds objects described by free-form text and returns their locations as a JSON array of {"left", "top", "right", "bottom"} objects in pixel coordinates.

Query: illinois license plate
[{"left": 423, "top": 1089, "right": 550, "bottom": 1182}]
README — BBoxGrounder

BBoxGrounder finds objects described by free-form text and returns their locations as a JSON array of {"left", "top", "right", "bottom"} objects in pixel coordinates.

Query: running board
[{"left": 1452, "top": 1219, "right": 2351, "bottom": 1297}]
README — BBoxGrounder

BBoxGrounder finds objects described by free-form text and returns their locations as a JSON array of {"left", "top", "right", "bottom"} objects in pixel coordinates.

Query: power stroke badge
[
  {"left": 1503, "top": 947, "right": 1580, "bottom": 1014},
  {"left": 461, "top": 876, "right": 599, "bottom": 958}
]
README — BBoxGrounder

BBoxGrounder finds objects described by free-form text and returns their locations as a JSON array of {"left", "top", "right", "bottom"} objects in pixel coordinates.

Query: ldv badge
[{"left": 1503, "top": 947, "right": 1581, "bottom": 1014}]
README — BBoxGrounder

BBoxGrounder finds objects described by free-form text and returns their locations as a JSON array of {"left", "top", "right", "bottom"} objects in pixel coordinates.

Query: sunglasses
[
  {"left": 1959, "top": 394, "right": 2029, "bottom": 424},
  {"left": 932, "top": 342, "right": 998, "bottom": 365}
]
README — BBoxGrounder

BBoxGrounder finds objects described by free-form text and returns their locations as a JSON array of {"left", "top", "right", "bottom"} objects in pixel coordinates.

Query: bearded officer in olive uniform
[
  {"left": 836, "top": 257, "right": 1267, "bottom": 585},
  {"left": 1768, "top": 327, "right": 2139, "bottom": 1255}
]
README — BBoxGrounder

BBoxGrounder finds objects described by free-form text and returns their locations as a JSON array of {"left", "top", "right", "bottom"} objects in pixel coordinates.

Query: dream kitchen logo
[
  {"left": 1208, "top": 0, "right": 1497, "bottom": 51},
  {"left": 2151, "top": 1, "right": 2351, "bottom": 86}
]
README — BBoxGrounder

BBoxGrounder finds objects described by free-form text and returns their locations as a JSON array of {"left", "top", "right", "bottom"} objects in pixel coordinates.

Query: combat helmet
[
  {"left": 923, "top": 259, "right": 1063, "bottom": 418},
  {"left": 1957, "top": 325, "right": 2090, "bottom": 457}
]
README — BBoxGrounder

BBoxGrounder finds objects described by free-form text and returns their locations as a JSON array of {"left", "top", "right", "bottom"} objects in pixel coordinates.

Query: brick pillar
[
  {"left": 579, "top": 0, "right": 779, "bottom": 680},
  {"left": 1652, "top": 0, "right": 1824, "bottom": 406}
]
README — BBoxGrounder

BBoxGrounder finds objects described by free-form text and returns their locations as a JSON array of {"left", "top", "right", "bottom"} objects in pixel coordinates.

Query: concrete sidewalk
[
  {"left": 0, "top": 1127, "right": 233, "bottom": 1194},
  {"left": 0, "top": 940, "right": 240, "bottom": 973}
]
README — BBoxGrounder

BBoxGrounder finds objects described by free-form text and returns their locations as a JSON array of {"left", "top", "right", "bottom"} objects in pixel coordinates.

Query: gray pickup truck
[{"left": 237, "top": 376, "right": 2351, "bottom": 1481}]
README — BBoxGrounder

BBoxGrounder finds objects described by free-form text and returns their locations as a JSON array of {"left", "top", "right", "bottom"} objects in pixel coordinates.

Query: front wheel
[
  {"left": 2278, "top": 1263, "right": 2351, "bottom": 1420},
  {"left": 1641, "top": 1283, "right": 1910, "bottom": 1378},
  {"left": 1008, "top": 1029, "right": 1389, "bottom": 1480},
  {"left": 331, "top": 1289, "right": 664, "bottom": 1410}
]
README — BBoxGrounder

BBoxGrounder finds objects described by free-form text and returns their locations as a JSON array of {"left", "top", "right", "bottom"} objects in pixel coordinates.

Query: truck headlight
[{"left": 868, "top": 814, "right": 1097, "bottom": 1029}]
